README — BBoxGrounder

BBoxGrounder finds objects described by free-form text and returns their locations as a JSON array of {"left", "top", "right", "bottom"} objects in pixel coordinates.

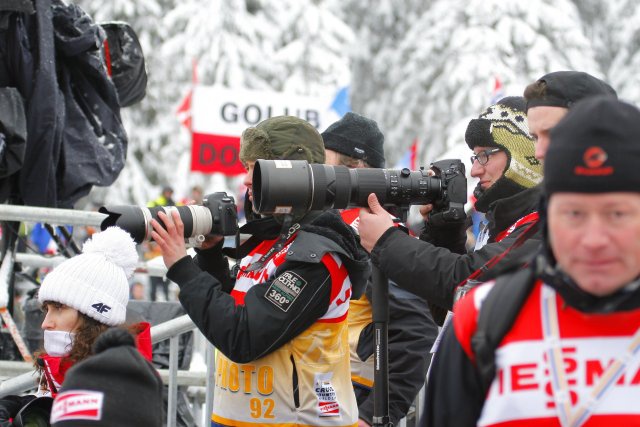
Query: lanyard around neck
[
  {"left": 540, "top": 285, "right": 640, "bottom": 427},
  {"left": 241, "top": 221, "right": 300, "bottom": 273}
]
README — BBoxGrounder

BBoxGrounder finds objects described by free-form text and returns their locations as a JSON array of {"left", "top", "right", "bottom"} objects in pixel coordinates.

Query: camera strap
[{"left": 242, "top": 215, "right": 301, "bottom": 273}]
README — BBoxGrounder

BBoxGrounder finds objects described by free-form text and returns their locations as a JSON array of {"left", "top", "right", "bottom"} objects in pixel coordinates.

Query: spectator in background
[
  {"left": 524, "top": 70, "right": 617, "bottom": 160},
  {"left": 180, "top": 185, "right": 204, "bottom": 205},
  {"left": 148, "top": 185, "right": 176, "bottom": 207},
  {"left": 427, "top": 96, "right": 640, "bottom": 426},
  {"left": 190, "top": 185, "right": 204, "bottom": 205},
  {"left": 130, "top": 282, "right": 146, "bottom": 301},
  {"left": 322, "top": 112, "right": 437, "bottom": 426}
]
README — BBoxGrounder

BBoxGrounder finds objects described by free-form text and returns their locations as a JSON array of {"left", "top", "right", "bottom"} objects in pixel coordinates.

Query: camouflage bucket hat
[{"left": 239, "top": 116, "right": 325, "bottom": 164}]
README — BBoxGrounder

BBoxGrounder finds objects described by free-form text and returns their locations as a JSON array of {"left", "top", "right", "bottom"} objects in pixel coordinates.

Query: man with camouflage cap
[{"left": 152, "top": 116, "right": 369, "bottom": 427}]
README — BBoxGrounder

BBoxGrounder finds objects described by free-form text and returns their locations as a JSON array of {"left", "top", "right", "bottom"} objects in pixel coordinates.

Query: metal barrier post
[
  {"left": 205, "top": 341, "right": 215, "bottom": 424},
  {"left": 167, "top": 335, "right": 180, "bottom": 427}
]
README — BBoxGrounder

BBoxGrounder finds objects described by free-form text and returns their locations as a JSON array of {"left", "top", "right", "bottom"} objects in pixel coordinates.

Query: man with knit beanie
[
  {"left": 427, "top": 96, "right": 640, "bottom": 426},
  {"left": 358, "top": 96, "right": 543, "bottom": 326},
  {"left": 151, "top": 116, "right": 370, "bottom": 427},
  {"left": 322, "top": 112, "right": 385, "bottom": 168},
  {"left": 321, "top": 113, "right": 437, "bottom": 426},
  {"left": 524, "top": 70, "right": 617, "bottom": 160}
]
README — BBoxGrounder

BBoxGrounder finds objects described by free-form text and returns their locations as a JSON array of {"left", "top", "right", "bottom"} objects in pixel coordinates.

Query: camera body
[
  {"left": 427, "top": 159, "right": 467, "bottom": 225},
  {"left": 202, "top": 192, "right": 239, "bottom": 237},
  {"left": 99, "top": 192, "right": 238, "bottom": 244},
  {"left": 252, "top": 159, "right": 467, "bottom": 221}
]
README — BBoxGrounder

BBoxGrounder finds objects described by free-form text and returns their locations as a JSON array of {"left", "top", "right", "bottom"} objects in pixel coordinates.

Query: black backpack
[{"left": 470, "top": 267, "right": 537, "bottom": 394}]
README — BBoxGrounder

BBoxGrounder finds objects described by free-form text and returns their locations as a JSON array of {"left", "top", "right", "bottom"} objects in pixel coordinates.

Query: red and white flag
[{"left": 176, "top": 59, "right": 199, "bottom": 130}]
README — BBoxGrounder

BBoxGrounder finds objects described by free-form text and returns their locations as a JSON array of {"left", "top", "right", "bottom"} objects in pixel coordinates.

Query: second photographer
[
  {"left": 359, "top": 96, "right": 544, "bottom": 323},
  {"left": 151, "top": 116, "right": 370, "bottom": 427},
  {"left": 322, "top": 112, "right": 437, "bottom": 426}
]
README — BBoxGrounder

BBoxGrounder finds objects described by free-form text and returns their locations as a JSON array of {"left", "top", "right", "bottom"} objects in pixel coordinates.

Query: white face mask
[{"left": 43, "top": 330, "right": 75, "bottom": 357}]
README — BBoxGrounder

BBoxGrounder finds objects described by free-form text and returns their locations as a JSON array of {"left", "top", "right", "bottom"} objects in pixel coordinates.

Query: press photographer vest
[
  {"left": 457, "top": 281, "right": 640, "bottom": 426},
  {"left": 347, "top": 295, "right": 375, "bottom": 389},
  {"left": 212, "top": 236, "right": 358, "bottom": 427}
]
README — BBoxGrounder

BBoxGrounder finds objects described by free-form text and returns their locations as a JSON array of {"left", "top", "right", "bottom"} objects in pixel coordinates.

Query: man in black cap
[
  {"left": 524, "top": 70, "right": 617, "bottom": 160},
  {"left": 322, "top": 112, "right": 437, "bottom": 426},
  {"left": 425, "top": 96, "right": 640, "bottom": 426}
]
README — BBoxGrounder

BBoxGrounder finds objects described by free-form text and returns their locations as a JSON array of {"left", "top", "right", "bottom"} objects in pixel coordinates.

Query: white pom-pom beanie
[{"left": 38, "top": 227, "right": 138, "bottom": 326}]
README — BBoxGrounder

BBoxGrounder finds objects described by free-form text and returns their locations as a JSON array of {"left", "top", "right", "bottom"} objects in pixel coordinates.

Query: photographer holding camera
[
  {"left": 151, "top": 116, "right": 370, "bottom": 427},
  {"left": 359, "top": 96, "right": 543, "bottom": 324},
  {"left": 322, "top": 113, "right": 438, "bottom": 426}
]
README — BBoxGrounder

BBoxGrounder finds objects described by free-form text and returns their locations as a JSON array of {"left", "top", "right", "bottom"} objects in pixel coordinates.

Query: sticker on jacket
[
  {"left": 315, "top": 372, "right": 340, "bottom": 417},
  {"left": 51, "top": 390, "right": 104, "bottom": 423},
  {"left": 264, "top": 271, "right": 307, "bottom": 312}
]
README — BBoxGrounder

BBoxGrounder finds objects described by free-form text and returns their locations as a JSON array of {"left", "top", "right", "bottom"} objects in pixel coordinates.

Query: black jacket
[
  {"left": 371, "top": 186, "right": 542, "bottom": 313},
  {"left": 0, "top": 0, "right": 127, "bottom": 207},
  {"left": 167, "top": 210, "right": 370, "bottom": 363}
]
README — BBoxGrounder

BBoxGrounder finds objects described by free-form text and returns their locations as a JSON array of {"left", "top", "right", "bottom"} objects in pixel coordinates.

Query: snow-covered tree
[
  {"left": 76, "top": 0, "right": 352, "bottom": 205},
  {"left": 352, "top": 0, "right": 601, "bottom": 166},
  {"left": 574, "top": 0, "right": 640, "bottom": 103}
]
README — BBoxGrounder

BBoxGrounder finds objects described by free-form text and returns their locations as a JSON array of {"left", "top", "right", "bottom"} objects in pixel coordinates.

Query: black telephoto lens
[{"left": 253, "top": 160, "right": 451, "bottom": 216}]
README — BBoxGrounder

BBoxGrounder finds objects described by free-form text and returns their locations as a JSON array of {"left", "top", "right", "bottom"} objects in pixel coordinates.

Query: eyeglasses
[{"left": 470, "top": 148, "right": 503, "bottom": 166}]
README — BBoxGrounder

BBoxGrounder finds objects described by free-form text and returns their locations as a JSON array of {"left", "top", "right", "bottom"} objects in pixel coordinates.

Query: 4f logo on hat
[
  {"left": 91, "top": 302, "right": 112, "bottom": 315},
  {"left": 574, "top": 146, "right": 614, "bottom": 176}
]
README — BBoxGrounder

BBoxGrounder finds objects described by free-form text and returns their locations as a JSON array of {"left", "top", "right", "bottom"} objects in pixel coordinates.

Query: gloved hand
[{"left": 419, "top": 213, "right": 470, "bottom": 254}]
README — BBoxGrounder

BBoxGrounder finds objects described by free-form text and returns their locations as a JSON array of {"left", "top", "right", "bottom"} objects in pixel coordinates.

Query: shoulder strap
[{"left": 470, "top": 267, "right": 536, "bottom": 394}]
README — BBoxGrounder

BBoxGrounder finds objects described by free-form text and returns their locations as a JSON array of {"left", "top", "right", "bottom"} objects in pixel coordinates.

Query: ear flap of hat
[
  {"left": 465, "top": 118, "right": 496, "bottom": 150},
  {"left": 240, "top": 127, "right": 272, "bottom": 163}
]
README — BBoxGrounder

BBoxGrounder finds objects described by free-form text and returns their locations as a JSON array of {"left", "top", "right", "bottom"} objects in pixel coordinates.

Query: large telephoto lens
[
  {"left": 99, "top": 204, "right": 213, "bottom": 244},
  {"left": 253, "top": 159, "right": 444, "bottom": 215}
]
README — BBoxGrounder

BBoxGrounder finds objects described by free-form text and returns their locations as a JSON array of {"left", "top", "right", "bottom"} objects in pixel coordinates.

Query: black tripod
[{"left": 371, "top": 264, "right": 393, "bottom": 427}]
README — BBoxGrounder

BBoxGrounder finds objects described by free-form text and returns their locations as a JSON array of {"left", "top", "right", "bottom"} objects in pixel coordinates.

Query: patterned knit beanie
[
  {"left": 38, "top": 227, "right": 138, "bottom": 326},
  {"left": 465, "top": 96, "right": 543, "bottom": 212},
  {"left": 239, "top": 116, "right": 325, "bottom": 164},
  {"left": 321, "top": 112, "right": 386, "bottom": 168}
]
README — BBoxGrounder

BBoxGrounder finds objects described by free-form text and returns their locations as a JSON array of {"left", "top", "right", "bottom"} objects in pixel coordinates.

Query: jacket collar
[
  {"left": 537, "top": 253, "right": 640, "bottom": 313},
  {"left": 486, "top": 185, "right": 542, "bottom": 241}
]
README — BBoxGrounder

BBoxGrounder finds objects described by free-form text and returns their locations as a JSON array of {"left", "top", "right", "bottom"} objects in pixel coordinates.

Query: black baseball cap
[{"left": 526, "top": 71, "right": 617, "bottom": 111}]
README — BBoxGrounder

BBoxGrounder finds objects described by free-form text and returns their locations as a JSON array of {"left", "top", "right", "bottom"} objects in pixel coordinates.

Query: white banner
[{"left": 191, "top": 85, "right": 342, "bottom": 136}]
